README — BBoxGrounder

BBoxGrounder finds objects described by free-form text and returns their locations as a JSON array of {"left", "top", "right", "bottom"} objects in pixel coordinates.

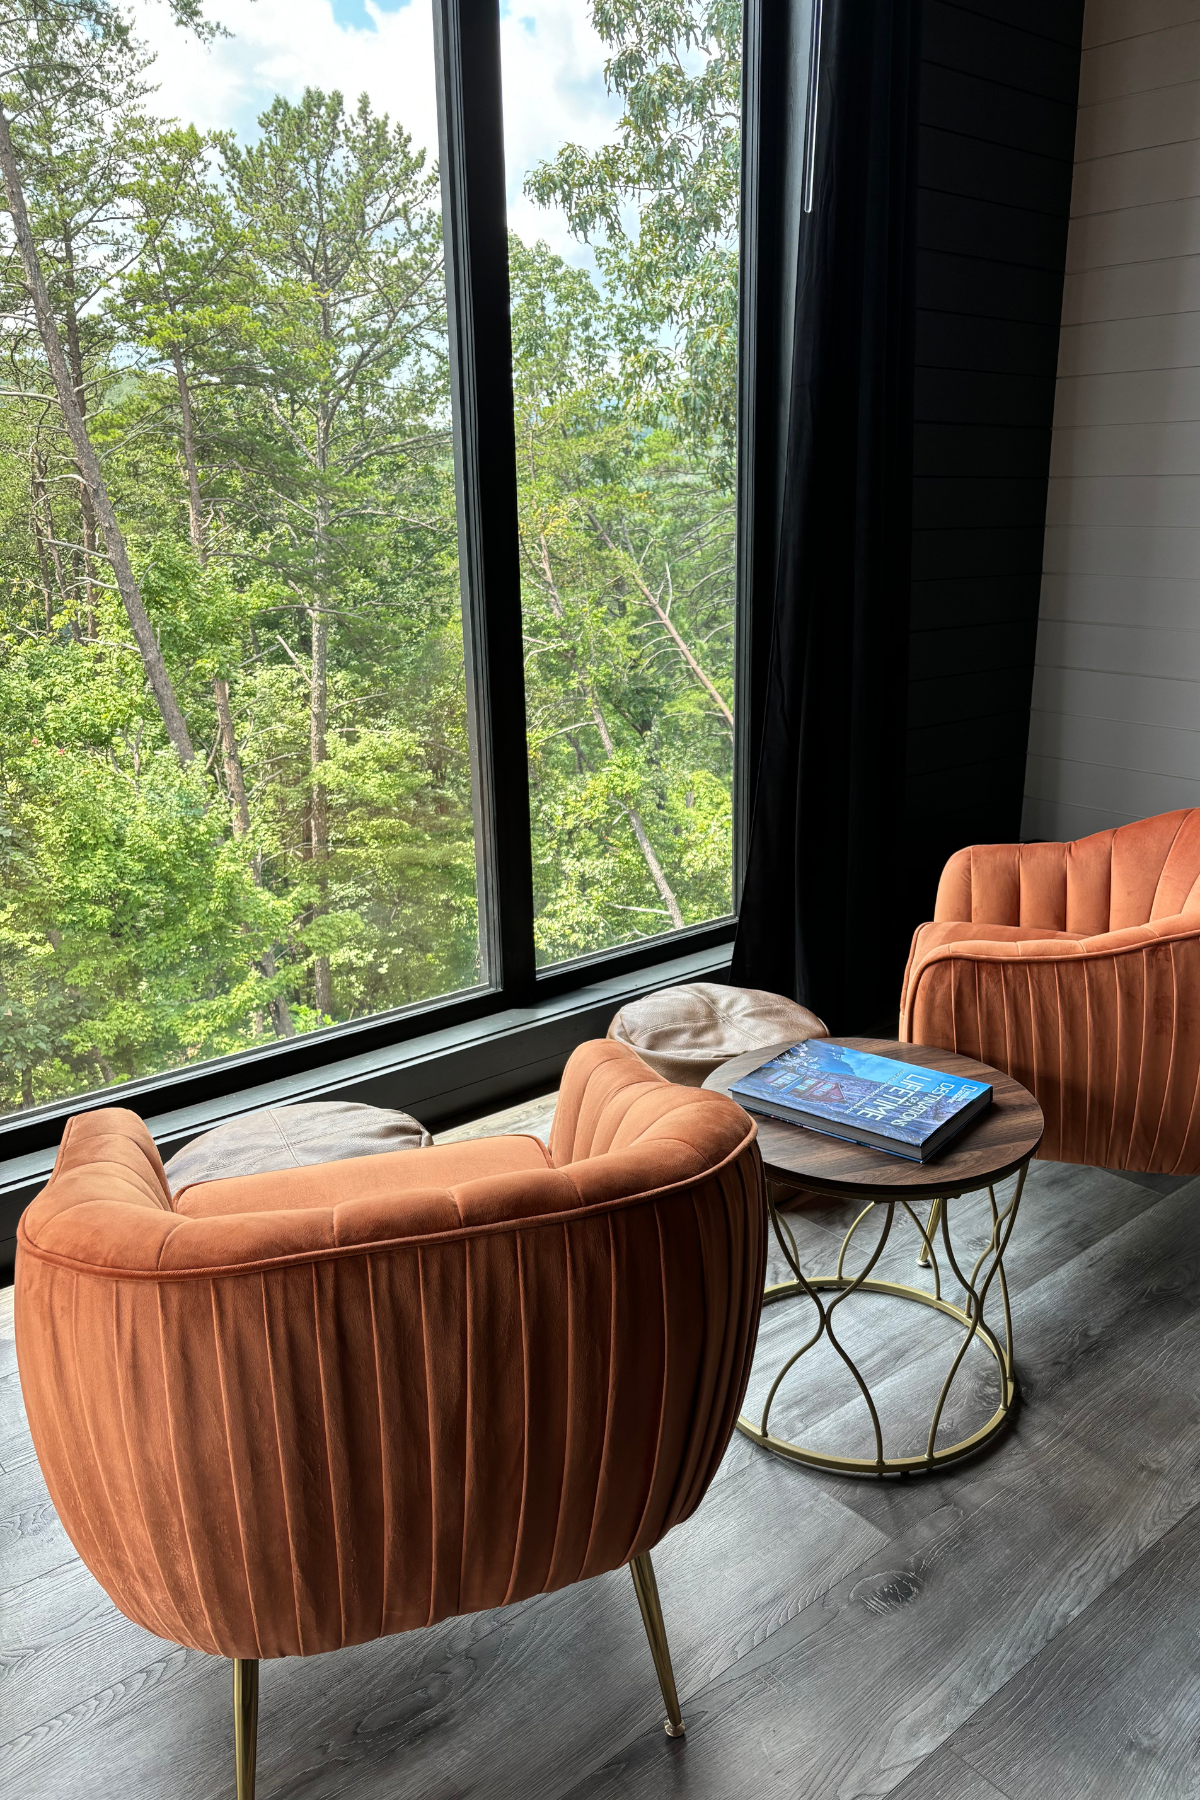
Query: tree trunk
[
  {"left": 309, "top": 374, "right": 333, "bottom": 1018},
  {"left": 30, "top": 450, "right": 67, "bottom": 623},
  {"left": 168, "top": 356, "right": 256, "bottom": 830},
  {"left": 588, "top": 700, "right": 684, "bottom": 930},
  {"left": 79, "top": 498, "right": 97, "bottom": 637},
  {"left": 31, "top": 509, "right": 53, "bottom": 628},
  {"left": 172, "top": 350, "right": 295, "bottom": 1040},
  {"left": 213, "top": 676, "right": 251, "bottom": 832},
  {"left": 537, "top": 534, "right": 684, "bottom": 929},
  {"left": 172, "top": 345, "right": 207, "bottom": 561},
  {"left": 170, "top": 356, "right": 249, "bottom": 820},
  {"left": 586, "top": 510, "right": 733, "bottom": 728},
  {"left": 212, "top": 677, "right": 292, "bottom": 1029},
  {"left": 29, "top": 450, "right": 55, "bottom": 629},
  {"left": 0, "top": 104, "right": 194, "bottom": 766},
  {"left": 61, "top": 235, "right": 99, "bottom": 636},
  {"left": 309, "top": 594, "right": 332, "bottom": 1018},
  {"left": 264, "top": 969, "right": 297, "bottom": 1038}
]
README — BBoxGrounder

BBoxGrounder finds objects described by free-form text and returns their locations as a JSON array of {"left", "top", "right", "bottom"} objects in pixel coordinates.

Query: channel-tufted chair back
[{"left": 933, "top": 808, "right": 1200, "bottom": 935}]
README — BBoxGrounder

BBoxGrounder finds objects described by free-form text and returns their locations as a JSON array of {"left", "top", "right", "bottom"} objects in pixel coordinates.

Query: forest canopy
[{"left": 0, "top": 0, "right": 739, "bottom": 1112}]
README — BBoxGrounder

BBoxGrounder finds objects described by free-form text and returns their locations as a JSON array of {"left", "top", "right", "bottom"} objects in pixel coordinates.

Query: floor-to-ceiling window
[
  {"left": 500, "top": 3, "right": 740, "bottom": 965},
  {"left": 0, "top": 0, "right": 745, "bottom": 1125}
]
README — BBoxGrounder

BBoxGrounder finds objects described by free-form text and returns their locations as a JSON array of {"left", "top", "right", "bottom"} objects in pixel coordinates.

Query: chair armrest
[
  {"left": 909, "top": 912, "right": 1200, "bottom": 982},
  {"left": 16, "top": 1108, "right": 178, "bottom": 1273},
  {"left": 51, "top": 1106, "right": 171, "bottom": 1202},
  {"left": 550, "top": 1038, "right": 753, "bottom": 1169},
  {"left": 903, "top": 916, "right": 1200, "bottom": 1169}
]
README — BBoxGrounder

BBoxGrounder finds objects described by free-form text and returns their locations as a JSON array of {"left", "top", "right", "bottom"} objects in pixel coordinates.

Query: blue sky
[
  {"left": 328, "top": 0, "right": 405, "bottom": 26},
  {"left": 130, "top": 0, "right": 622, "bottom": 262}
]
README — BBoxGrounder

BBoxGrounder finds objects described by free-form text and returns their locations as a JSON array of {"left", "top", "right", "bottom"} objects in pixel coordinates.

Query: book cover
[{"left": 730, "top": 1040, "right": 991, "bottom": 1160}]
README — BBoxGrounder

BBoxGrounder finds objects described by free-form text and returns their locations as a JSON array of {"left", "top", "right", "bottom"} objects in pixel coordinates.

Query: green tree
[
  {"left": 525, "top": 0, "right": 741, "bottom": 477},
  {"left": 218, "top": 88, "right": 455, "bottom": 1017},
  {"left": 509, "top": 235, "right": 734, "bottom": 960},
  {"left": 113, "top": 120, "right": 299, "bottom": 1033},
  {"left": 0, "top": 0, "right": 742, "bottom": 1109},
  {"left": 0, "top": 0, "right": 209, "bottom": 760}
]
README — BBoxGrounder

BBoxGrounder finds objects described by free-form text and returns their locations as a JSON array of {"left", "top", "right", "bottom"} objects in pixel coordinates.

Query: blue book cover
[{"left": 730, "top": 1040, "right": 992, "bottom": 1161}]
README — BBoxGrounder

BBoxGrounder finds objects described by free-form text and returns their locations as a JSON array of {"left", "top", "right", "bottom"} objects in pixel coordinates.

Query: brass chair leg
[
  {"left": 234, "top": 1658, "right": 258, "bottom": 1800},
  {"left": 629, "top": 1551, "right": 685, "bottom": 1738}
]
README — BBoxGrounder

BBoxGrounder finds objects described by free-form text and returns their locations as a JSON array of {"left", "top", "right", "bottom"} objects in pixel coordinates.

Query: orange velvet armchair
[
  {"left": 900, "top": 809, "right": 1200, "bottom": 1172},
  {"left": 14, "top": 1039, "right": 765, "bottom": 1796}
]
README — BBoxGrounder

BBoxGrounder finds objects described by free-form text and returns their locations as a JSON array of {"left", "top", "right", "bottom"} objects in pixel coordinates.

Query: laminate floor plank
[
  {"left": 7, "top": 1161, "right": 1200, "bottom": 1798},
  {"left": 557, "top": 1201, "right": 1200, "bottom": 1798},
  {"left": 0, "top": 1554, "right": 193, "bottom": 1745},
  {"left": 947, "top": 1504, "right": 1200, "bottom": 1799},
  {"left": 0, "top": 1364, "right": 38, "bottom": 1477},
  {"left": 0, "top": 1404, "right": 886, "bottom": 1798},
  {"left": 889, "top": 1745, "right": 1014, "bottom": 1800},
  {"left": 0, "top": 1354, "right": 80, "bottom": 1593},
  {"left": 1111, "top": 1169, "right": 1195, "bottom": 1197},
  {"left": 0, "top": 1481, "right": 74, "bottom": 1591},
  {"left": 559, "top": 1422, "right": 1195, "bottom": 1800},
  {"left": 816, "top": 1174, "right": 1200, "bottom": 1536}
]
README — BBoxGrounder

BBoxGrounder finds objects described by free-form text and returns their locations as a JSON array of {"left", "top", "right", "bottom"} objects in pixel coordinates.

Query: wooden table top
[{"left": 703, "top": 1037, "right": 1044, "bottom": 1201}]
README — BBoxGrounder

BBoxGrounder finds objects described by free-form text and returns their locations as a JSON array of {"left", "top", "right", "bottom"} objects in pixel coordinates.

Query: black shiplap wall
[{"left": 905, "top": 0, "right": 1084, "bottom": 927}]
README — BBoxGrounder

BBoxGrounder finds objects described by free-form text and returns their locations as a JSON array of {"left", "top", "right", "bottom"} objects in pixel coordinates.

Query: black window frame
[{"left": 0, "top": 0, "right": 795, "bottom": 1170}]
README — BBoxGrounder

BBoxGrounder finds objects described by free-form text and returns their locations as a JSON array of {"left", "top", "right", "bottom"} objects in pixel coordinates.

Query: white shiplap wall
[{"left": 1022, "top": 0, "right": 1200, "bottom": 842}]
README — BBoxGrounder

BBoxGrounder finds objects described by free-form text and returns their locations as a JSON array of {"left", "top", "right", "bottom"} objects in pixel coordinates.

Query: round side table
[{"left": 704, "top": 1038, "right": 1044, "bottom": 1478}]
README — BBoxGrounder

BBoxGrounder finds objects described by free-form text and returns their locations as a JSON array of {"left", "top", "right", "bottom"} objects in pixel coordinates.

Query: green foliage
[
  {"left": 0, "top": 622, "right": 283, "bottom": 1098},
  {"left": 509, "top": 233, "right": 734, "bottom": 961},
  {"left": 0, "top": 0, "right": 739, "bottom": 1112},
  {"left": 525, "top": 0, "right": 741, "bottom": 479}
]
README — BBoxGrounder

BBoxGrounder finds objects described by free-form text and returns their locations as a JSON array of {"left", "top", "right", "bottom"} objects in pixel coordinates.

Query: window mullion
[{"left": 433, "top": 0, "right": 537, "bottom": 1006}]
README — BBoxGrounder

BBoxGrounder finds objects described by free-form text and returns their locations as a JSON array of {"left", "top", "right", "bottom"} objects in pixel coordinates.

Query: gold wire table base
[{"left": 737, "top": 1161, "right": 1029, "bottom": 1479}]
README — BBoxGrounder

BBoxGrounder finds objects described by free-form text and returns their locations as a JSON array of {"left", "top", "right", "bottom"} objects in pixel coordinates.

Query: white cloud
[
  {"left": 130, "top": 0, "right": 622, "bottom": 263},
  {"left": 498, "top": 1, "right": 618, "bottom": 257},
  {"left": 132, "top": 0, "right": 442, "bottom": 160}
]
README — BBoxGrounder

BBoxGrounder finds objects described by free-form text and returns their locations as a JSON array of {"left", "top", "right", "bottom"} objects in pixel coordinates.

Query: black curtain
[{"left": 731, "top": 0, "right": 922, "bottom": 1031}]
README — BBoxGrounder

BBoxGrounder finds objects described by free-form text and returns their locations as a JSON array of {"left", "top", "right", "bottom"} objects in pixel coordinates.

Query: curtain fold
[{"left": 731, "top": 0, "right": 922, "bottom": 1030}]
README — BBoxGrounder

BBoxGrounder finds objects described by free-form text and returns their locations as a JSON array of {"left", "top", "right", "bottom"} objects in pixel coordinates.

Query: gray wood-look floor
[{"left": 3, "top": 1105, "right": 1200, "bottom": 1799}]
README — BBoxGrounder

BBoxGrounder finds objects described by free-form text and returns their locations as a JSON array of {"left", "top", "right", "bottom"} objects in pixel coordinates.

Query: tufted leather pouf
[
  {"left": 163, "top": 1100, "right": 433, "bottom": 1195},
  {"left": 608, "top": 981, "right": 828, "bottom": 1087}
]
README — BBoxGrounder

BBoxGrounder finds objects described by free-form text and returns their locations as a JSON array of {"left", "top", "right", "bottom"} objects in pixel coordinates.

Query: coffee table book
[{"left": 729, "top": 1039, "right": 992, "bottom": 1163}]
